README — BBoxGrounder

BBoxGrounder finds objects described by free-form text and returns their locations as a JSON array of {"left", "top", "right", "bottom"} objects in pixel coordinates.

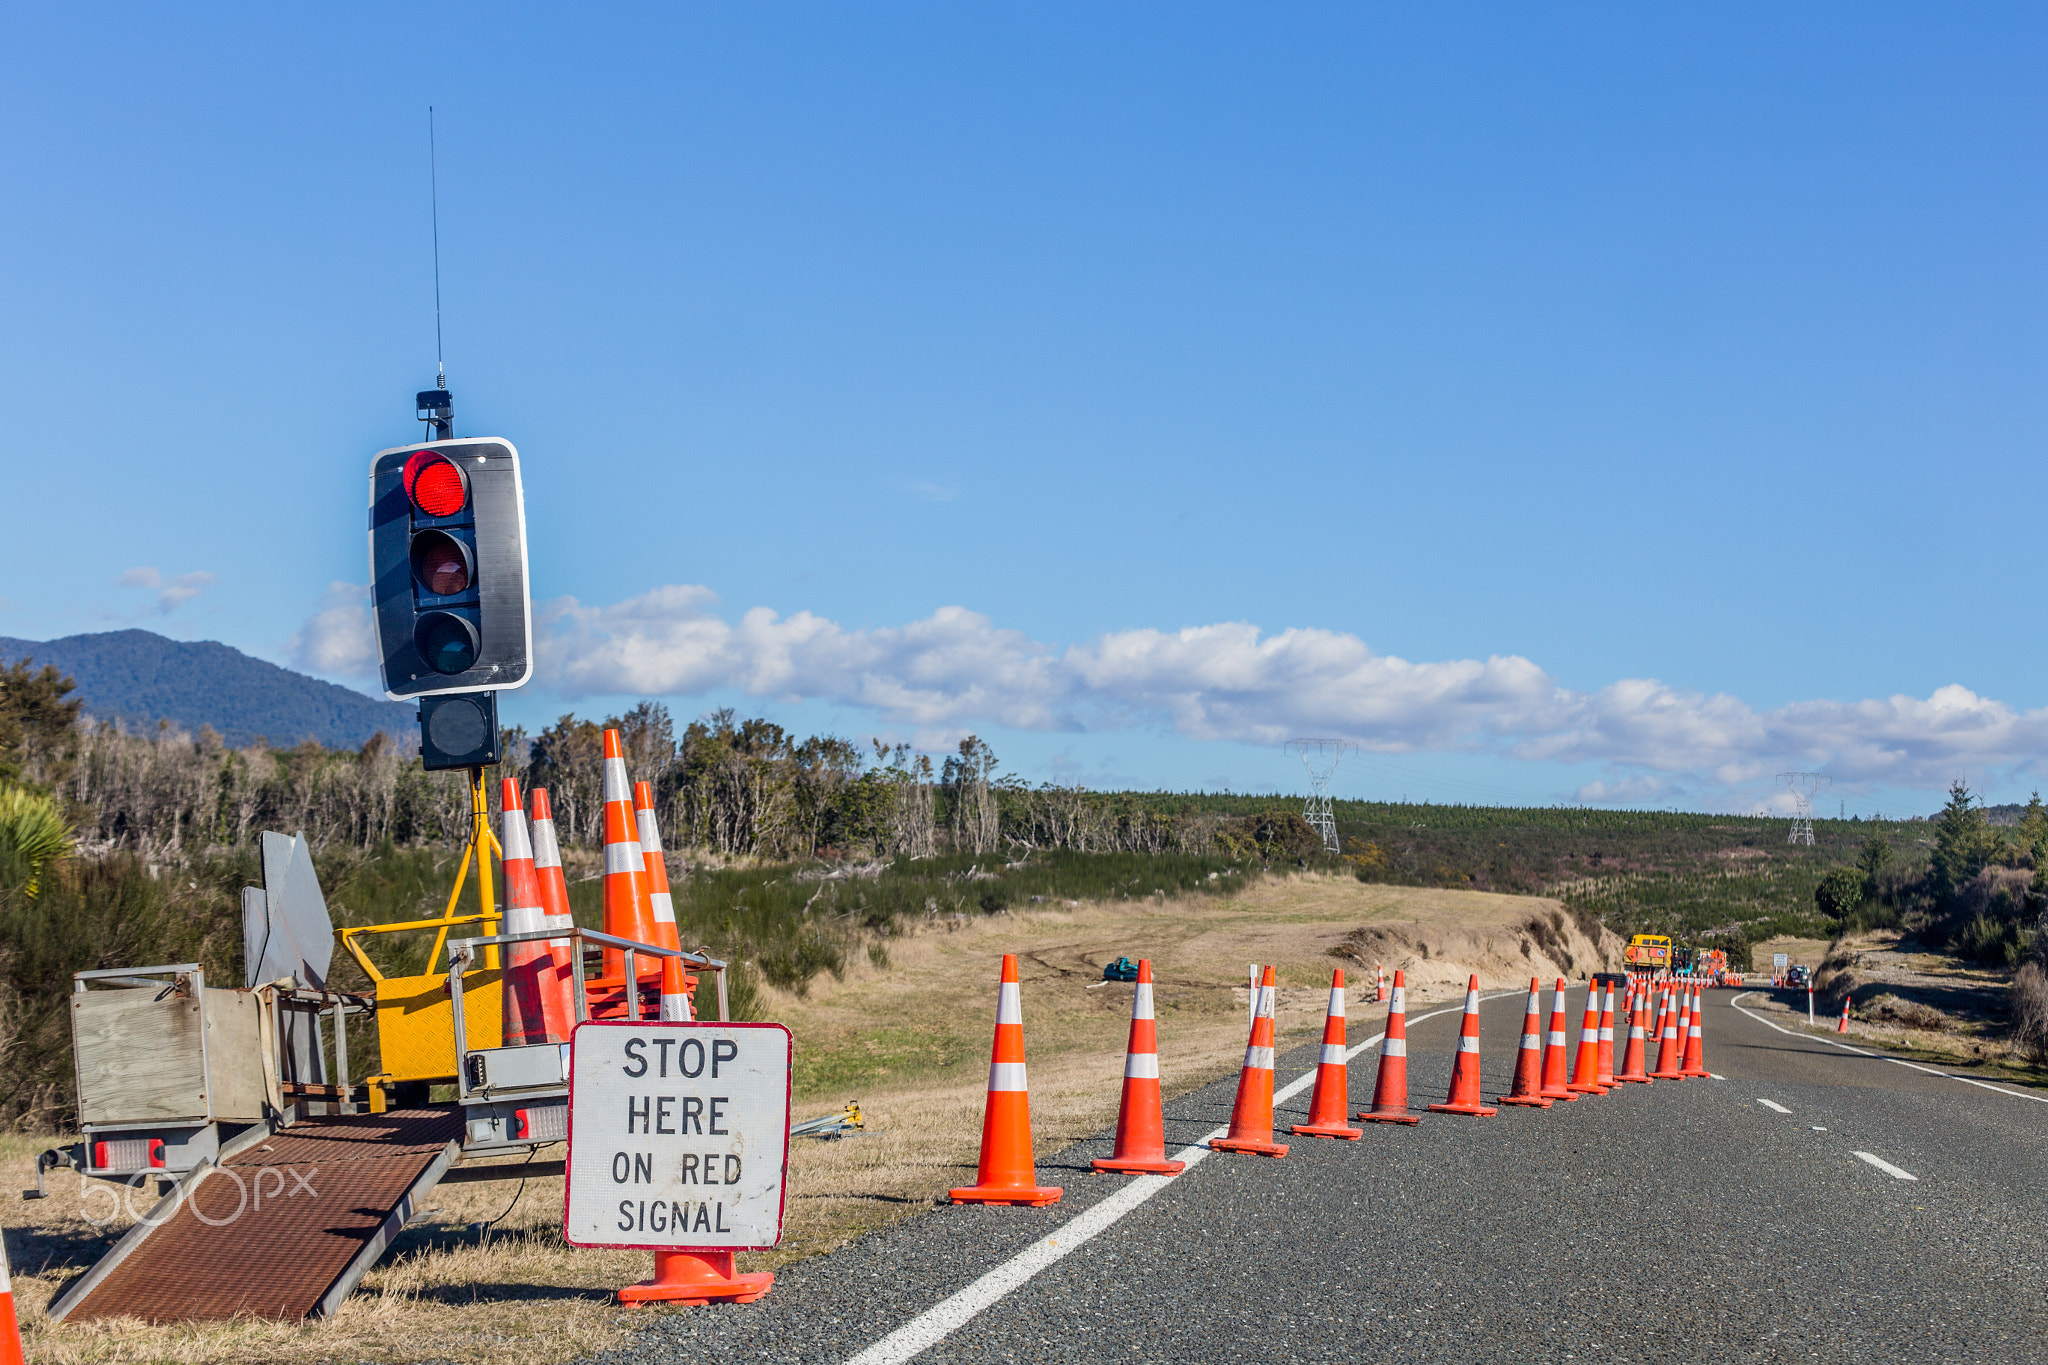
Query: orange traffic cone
[
  {"left": 1649, "top": 988, "right": 1685, "bottom": 1078},
  {"left": 1595, "top": 981, "right": 1619, "bottom": 1087},
  {"left": 1292, "top": 969, "right": 1362, "bottom": 1139},
  {"left": 619, "top": 1250, "right": 773, "bottom": 1306},
  {"left": 1428, "top": 975, "right": 1498, "bottom": 1117},
  {"left": 500, "top": 778, "right": 575, "bottom": 1044},
  {"left": 1566, "top": 984, "right": 1609, "bottom": 1095},
  {"left": 1359, "top": 969, "right": 1420, "bottom": 1124},
  {"left": 1496, "top": 977, "right": 1552, "bottom": 1108},
  {"left": 527, "top": 786, "right": 577, "bottom": 938},
  {"left": 1539, "top": 977, "right": 1579, "bottom": 1101},
  {"left": 0, "top": 1230, "right": 23, "bottom": 1365},
  {"left": 950, "top": 955, "right": 1062, "bottom": 1205},
  {"left": 1211, "top": 966, "right": 1290, "bottom": 1156},
  {"left": 1376, "top": 964, "right": 1387, "bottom": 1003},
  {"left": 1094, "top": 960, "right": 1185, "bottom": 1175},
  {"left": 598, "top": 730, "right": 661, "bottom": 1009},
  {"left": 1680, "top": 985, "right": 1710, "bottom": 1077},
  {"left": 1838, "top": 993, "right": 1851, "bottom": 1034},
  {"left": 1615, "top": 988, "right": 1653, "bottom": 1084},
  {"left": 1674, "top": 988, "right": 1692, "bottom": 1057},
  {"left": 634, "top": 780, "right": 685, "bottom": 954}
]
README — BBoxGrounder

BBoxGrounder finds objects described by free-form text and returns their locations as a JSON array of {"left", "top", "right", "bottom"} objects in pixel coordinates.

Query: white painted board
[
  {"left": 563, "top": 1020, "right": 791, "bottom": 1250},
  {"left": 1772, "top": 953, "right": 1790, "bottom": 971}
]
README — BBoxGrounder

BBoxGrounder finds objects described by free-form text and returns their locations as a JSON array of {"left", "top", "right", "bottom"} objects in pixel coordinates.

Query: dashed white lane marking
[
  {"left": 1757, "top": 1099, "right": 1792, "bottom": 1114},
  {"left": 841, "top": 995, "right": 1512, "bottom": 1365},
  {"left": 1854, "top": 1151, "right": 1919, "bottom": 1181},
  {"left": 1728, "top": 993, "right": 2048, "bottom": 1105}
]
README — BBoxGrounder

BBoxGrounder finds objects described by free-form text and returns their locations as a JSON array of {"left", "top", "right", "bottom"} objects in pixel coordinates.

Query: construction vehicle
[
  {"left": 1623, "top": 934, "right": 1673, "bottom": 969},
  {"left": 31, "top": 807, "right": 727, "bottom": 1325}
]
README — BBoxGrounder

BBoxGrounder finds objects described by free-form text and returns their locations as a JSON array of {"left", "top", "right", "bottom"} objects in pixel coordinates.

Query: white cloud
[
  {"left": 305, "top": 578, "right": 2047, "bottom": 797},
  {"left": 119, "top": 567, "right": 215, "bottom": 614},
  {"left": 289, "top": 582, "right": 380, "bottom": 681}
]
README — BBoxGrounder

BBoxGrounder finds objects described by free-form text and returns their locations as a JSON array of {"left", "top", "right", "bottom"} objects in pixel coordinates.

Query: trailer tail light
[
  {"left": 512, "top": 1105, "right": 567, "bottom": 1142},
  {"left": 93, "top": 1137, "right": 165, "bottom": 1171}
]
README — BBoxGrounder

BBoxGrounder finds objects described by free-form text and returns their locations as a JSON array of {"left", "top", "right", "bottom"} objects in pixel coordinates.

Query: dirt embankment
[{"left": 1328, "top": 902, "right": 1626, "bottom": 995}]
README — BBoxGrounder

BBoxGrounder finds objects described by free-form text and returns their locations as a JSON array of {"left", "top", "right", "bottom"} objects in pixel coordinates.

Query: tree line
[{"left": 1, "top": 665, "right": 1261, "bottom": 863}]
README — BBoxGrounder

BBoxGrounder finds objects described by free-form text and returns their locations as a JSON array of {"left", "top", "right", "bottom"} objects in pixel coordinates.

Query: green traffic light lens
[{"left": 415, "top": 612, "right": 480, "bottom": 675}]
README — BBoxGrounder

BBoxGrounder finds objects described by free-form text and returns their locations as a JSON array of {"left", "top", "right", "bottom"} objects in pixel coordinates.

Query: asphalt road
[{"left": 596, "top": 985, "right": 2048, "bottom": 1365}]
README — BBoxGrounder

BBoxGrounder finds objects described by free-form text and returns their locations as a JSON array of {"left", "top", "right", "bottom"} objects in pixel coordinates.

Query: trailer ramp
[{"left": 50, "top": 1107, "right": 463, "bottom": 1323}]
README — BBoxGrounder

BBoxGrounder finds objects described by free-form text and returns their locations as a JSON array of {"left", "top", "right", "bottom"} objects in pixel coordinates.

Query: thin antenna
[{"left": 429, "top": 106, "right": 444, "bottom": 388}]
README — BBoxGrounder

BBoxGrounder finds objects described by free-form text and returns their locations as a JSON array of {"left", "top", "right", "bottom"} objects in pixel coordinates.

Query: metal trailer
[
  {"left": 39, "top": 927, "right": 726, "bottom": 1324},
  {"left": 31, "top": 965, "right": 372, "bottom": 1197}
]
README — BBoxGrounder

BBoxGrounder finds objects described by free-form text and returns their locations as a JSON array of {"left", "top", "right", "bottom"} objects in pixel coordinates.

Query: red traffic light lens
[
  {"left": 415, "top": 612, "right": 480, "bottom": 675},
  {"left": 409, "top": 531, "right": 473, "bottom": 596},
  {"left": 403, "top": 451, "right": 469, "bottom": 518}
]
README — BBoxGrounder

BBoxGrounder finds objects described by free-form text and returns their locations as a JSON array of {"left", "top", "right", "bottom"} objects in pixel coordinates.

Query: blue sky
[{"left": 3, "top": 4, "right": 2044, "bottom": 815}]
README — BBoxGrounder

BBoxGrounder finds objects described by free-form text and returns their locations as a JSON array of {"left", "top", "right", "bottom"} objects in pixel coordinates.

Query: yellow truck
[{"left": 1624, "top": 934, "right": 1673, "bottom": 969}]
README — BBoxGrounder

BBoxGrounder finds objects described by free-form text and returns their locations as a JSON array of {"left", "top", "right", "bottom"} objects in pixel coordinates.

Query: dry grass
[{"left": 3, "top": 873, "right": 1600, "bottom": 1364}]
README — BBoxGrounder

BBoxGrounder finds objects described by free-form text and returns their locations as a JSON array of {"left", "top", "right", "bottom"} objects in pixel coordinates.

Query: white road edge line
[
  {"left": 1728, "top": 993, "right": 2048, "bottom": 1106},
  {"left": 1854, "top": 1150, "right": 1919, "bottom": 1181},
  {"left": 840, "top": 994, "right": 1513, "bottom": 1365},
  {"left": 1756, "top": 1098, "right": 1791, "bottom": 1114}
]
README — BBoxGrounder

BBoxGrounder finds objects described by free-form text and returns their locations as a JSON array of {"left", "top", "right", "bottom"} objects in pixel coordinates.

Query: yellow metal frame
[{"left": 337, "top": 767, "right": 509, "bottom": 1090}]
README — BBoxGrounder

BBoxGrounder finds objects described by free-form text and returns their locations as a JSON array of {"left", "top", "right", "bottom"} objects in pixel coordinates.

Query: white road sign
[
  {"left": 1773, "top": 953, "right": 1790, "bottom": 971},
  {"left": 564, "top": 1020, "right": 792, "bottom": 1250}
]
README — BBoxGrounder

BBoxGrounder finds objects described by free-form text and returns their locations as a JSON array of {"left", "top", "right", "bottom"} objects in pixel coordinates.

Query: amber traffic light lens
[
  {"left": 409, "top": 530, "right": 473, "bottom": 596},
  {"left": 403, "top": 451, "right": 469, "bottom": 517}
]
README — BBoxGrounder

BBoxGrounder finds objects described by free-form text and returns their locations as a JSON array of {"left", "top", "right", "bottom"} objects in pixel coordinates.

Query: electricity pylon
[
  {"left": 1776, "top": 772, "right": 1830, "bottom": 846},
  {"left": 1286, "top": 739, "right": 1355, "bottom": 854}
]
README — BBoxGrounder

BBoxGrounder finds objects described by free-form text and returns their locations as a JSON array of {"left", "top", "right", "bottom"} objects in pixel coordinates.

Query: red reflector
[
  {"left": 403, "top": 451, "right": 469, "bottom": 517},
  {"left": 513, "top": 1108, "right": 529, "bottom": 1140}
]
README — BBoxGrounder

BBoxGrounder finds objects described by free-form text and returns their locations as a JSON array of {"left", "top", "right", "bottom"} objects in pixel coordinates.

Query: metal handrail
[{"left": 442, "top": 927, "right": 731, "bottom": 1102}]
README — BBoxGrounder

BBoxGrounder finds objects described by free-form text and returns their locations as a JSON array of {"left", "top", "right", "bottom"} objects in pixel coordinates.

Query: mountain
[{"left": 0, "top": 629, "right": 417, "bottom": 751}]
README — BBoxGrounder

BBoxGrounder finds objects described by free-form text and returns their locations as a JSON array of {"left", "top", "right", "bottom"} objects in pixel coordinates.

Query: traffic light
[{"left": 368, "top": 437, "right": 532, "bottom": 701}]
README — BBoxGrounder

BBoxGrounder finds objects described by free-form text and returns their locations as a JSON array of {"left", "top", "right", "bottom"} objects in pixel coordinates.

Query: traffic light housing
[
  {"left": 418, "top": 691, "right": 502, "bottom": 771},
  {"left": 368, "top": 438, "right": 532, "bottom": 700}
]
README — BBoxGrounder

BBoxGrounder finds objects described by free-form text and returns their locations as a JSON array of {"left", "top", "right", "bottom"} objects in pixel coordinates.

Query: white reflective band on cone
[
  {"left": 532, "top": 821, "right": 563, "bottom": 869},
  {"left": 989, "top": 1062, "right": 1028, "bottom": 1092},
  {"left": 1457, "top": 1036, "right": 1480, "bottom": 1054},
  {"left": 1244, "top": 1046, "right": 1275, "bottom": 1070},
  {"left": 636, "top": 808, "right": 665, "bottom": 854},
  {"left": 996, "top": 982, "right": 1022, "bottom": 1026},
  {"left": 1463, "top": 991, "right": 1480, "bottom": 1012},
  {"left": 1124, "top": 1052, "right": 1159, "bottom": 1080},
  {"left": 1599, "top": 1027, "right": 1614, "bottom": 1041},
  {"left": 1255, "top": 987, "right": 1274, "bottom": 1019},
  {"left": 660, "top": 993, "right": 692, "bottom": 1022},
  {"left": 649, "top": 891, "right": 676, "bottom": 924},
  {"left": 1132, "top": 983, "right": 1154, "bottom": 1019},
  {"left": 1326, "top": 990, "right": 1345, "bottom": 1017},
  {"left": 1320, "top": 1043, "right": 1346, "bottom": 1065},
  {"left": 1520, "top": 1033, "right": 1541, "bottom": 1050},
  {"left": 1548, "top": 1030, "right": 1567, "bottom": 1045},
  {"left": 604, "top": 841, "right": 643, "bottom": 874},
  {"left": 501, "top": 813, "right": 533, "bottom": 860},
  {"left": 603, "top": 756, "right": 631, "bottom": 801},
  {"left": 1382, "top": 1038, "right": 1407, "bottom": 1057},
  {"left": 1389, "top": 988, "right": 1406, "bottom": 1011},
  {"left": 505, "top": 904, "right": 545, "bottom": 935}
]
